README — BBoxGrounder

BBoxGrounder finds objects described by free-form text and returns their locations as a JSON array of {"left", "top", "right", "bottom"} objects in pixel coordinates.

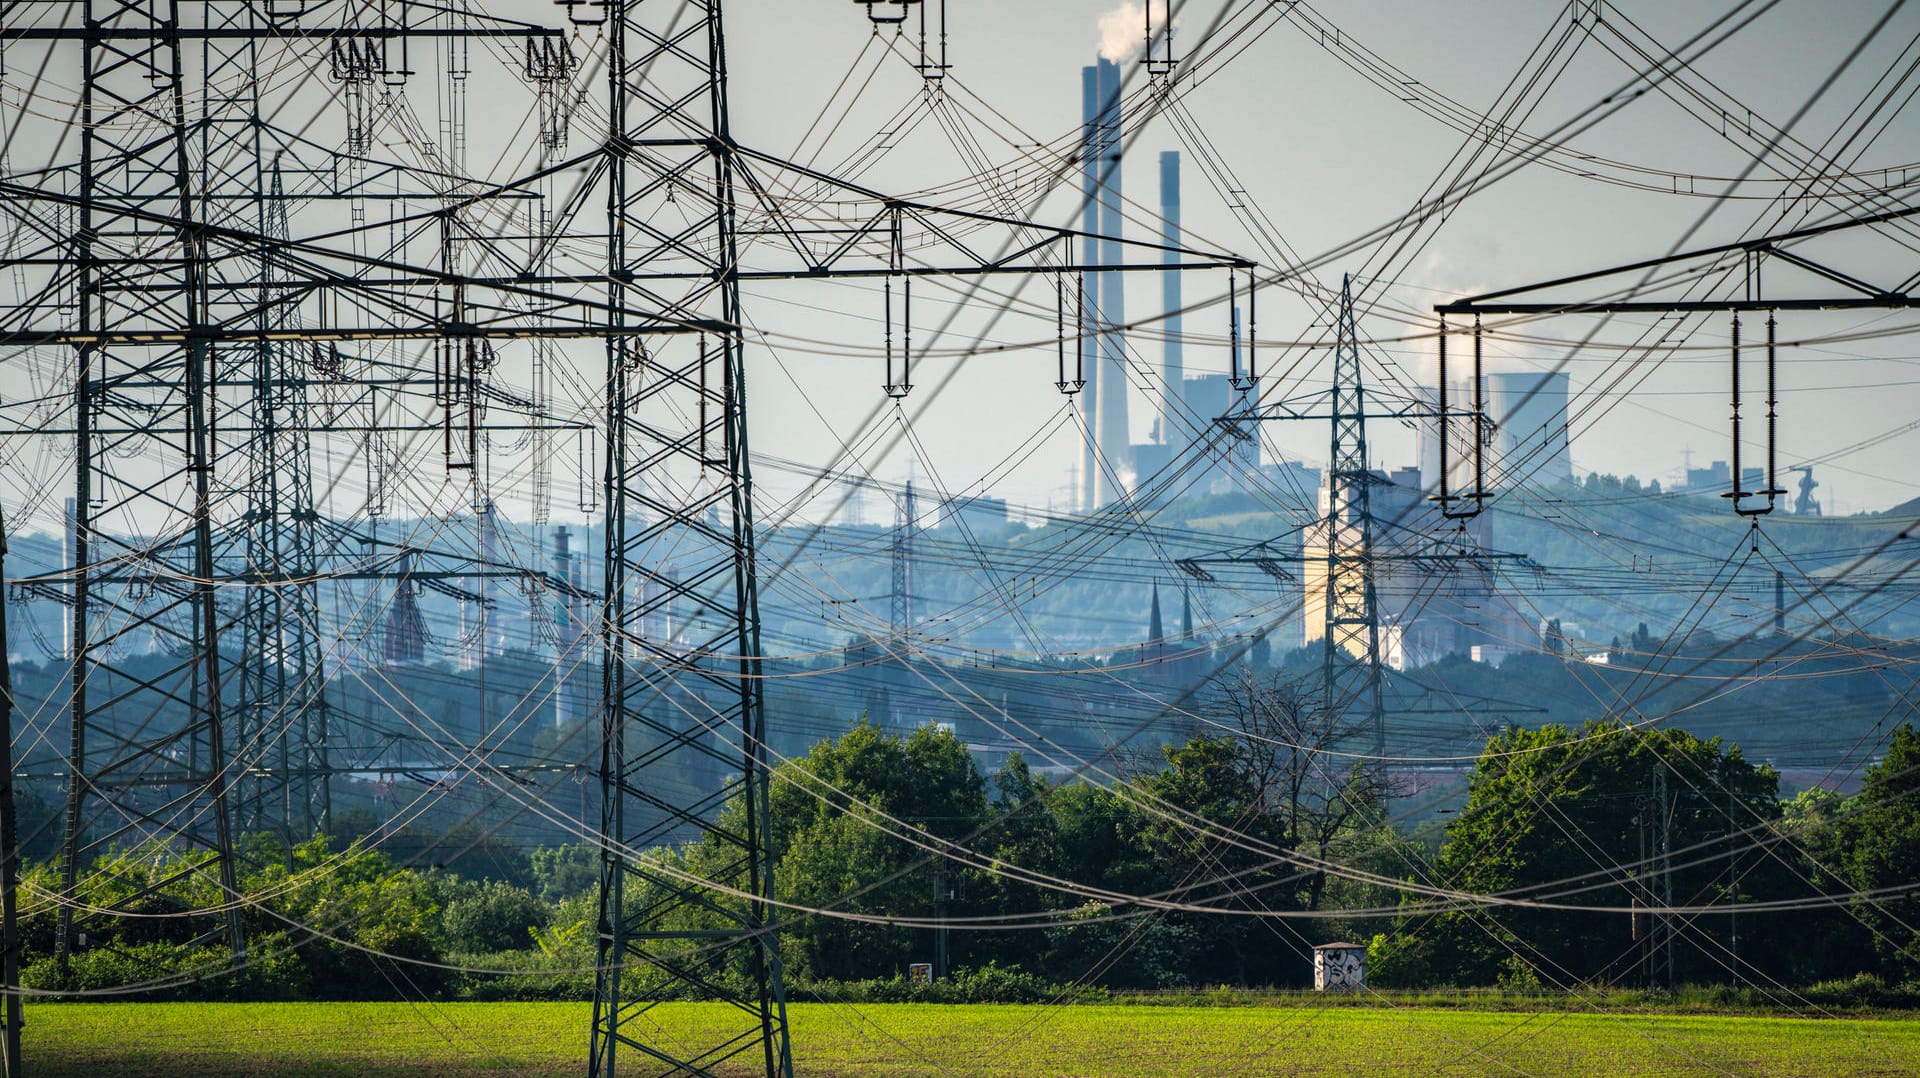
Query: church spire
[{"left": 1148, "top": 581, "right": 1164, "bottom": 642}]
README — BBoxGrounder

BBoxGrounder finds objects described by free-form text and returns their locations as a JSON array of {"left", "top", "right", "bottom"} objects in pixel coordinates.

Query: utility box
[
  {"left": 907, "top": 963, "right": 933, "bottom": 985},
  {"left": 1313, "top": 943, "right": 1366, "bottom": 992}
]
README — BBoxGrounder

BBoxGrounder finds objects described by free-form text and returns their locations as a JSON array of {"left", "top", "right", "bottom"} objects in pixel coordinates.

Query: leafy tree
[
  {"left": 1048, "top": 780, "right": 1158, "bottom": 900},
  {"left": 529, "top": 844, "right": 599, "bottom": 902},
  {"left": 242, "top": 835, "right": 450, "bottom": 998},
  {"left": 968, "top": 753, "right": 1067, "bottom": 969},
  {"left": 1839, "top": 724, "right": 1920, "bottom": 978},
  {"left": 441, "top": 880, "right": 547, "bottom": 953},
  {"left": 778, "top": 805, "right": 919, "bottom": 980},
  {"left": 986, "top": 753, "right": 1062, "bottom": 882},
  {"left": 759, "top": 719, "right": 990, "bottom": 981},
  {"left": 1041, "top": 900, "right": 1204, "bottom": 989},
  {"left": 1128, "top": 736, "right": 1286, "bottom": 986},
  {"left": 1375, "top": 721, "right": 1779, "bottom": 987}
]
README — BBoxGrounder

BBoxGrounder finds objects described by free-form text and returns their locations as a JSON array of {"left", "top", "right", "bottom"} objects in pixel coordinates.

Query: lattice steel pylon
[
  {"left": 890, "top": 480, "right": 917, "bottom": 643},
  {"left": 229, "top": 161, "right": 333, "bottom": 844},
  {"left": 4, "top": 3, "right": 1248, "bottom": 1066},
  {"left": 55, "top": 0, "right": 246, "bottom": 966},
  {"left": 589, "top": 2, "right": 793, "bottom": 1074},
  {"left": 1321, "top": 275, "right": 1387, "bottom": 753}
]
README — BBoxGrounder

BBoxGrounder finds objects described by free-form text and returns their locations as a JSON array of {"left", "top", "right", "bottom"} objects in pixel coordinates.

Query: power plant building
[
  {"left": 1419, "top": 371, "right": 1573, "bottom": 493},
  {"left": 1488, "top": 371, "right": 1572, "bottom": 488},
  {"left": 1301, "top": 466, "right": 1521, "bottom": 669}
]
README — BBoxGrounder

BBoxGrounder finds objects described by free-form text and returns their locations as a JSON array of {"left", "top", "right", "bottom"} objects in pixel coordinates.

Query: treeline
[
  {"left": 1374, "top": 720, "right": 1920, "bottom": 991},
  {"left": 17, "top": 684, "right": 1920, "bottom": 1001}
]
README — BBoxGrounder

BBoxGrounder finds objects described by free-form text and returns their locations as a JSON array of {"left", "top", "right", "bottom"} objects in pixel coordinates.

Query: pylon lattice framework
[
  {"left": 1321, "top": 275, "right": 1387, "bottom": 752},
  {"left": 2, "top": 2, "right": 1250, "bottom": 1073}
]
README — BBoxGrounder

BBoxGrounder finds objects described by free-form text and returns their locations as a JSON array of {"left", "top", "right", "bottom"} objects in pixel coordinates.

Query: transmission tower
[
  {"left": 1, "top": 0, "right": 562, "bottom": 971},
  {"left": 53, "top": 0, "right": 247, "bottom": 968},
  {"left": 1435, "top": 205, "right": 1920, "bottom": 520},
  {"left": 231, "top": 162, "right": 334, "bottom": 844},
  {"left": 587, "top": 2, "right": 793, "bottom": 1074},
  {"left": 1321, "top": 275, "right": 1387, "bottom": 752},
  {"left": 891, "top": 480, "right": 918, "bottom": 644},
  {"left": 4, "top": 4, "right": 1247, "bottom": 1071}
]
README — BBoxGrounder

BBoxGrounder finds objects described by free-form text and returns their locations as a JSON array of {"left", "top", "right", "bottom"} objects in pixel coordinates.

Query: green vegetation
[
  {"left": 1373, "top": 722, "right": 1920, "bottom": 990},
  {"left": 19, "top": 717, "right": 1920, "bottom": 1003},
  {"left": 20, "top": 1000, "right": 1920, "bottom": 1077},
  {"left": 14, "top": 713, "right": 1920, "bottom": 1075}
]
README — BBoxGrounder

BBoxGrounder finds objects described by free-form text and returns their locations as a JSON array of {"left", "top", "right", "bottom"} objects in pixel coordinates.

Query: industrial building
[
  {"left": 1418, "top": 370, "right": 1574, "bottom": 494},
  {"left": 1300, "top": 465, "right": 1520, "bottom": 669}
]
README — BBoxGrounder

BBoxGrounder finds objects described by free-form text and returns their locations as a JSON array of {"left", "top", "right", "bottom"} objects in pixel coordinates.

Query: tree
[
  {"left": 975, "top": 754, "right": 1066, "bottom": 934},
  {"left": 759, "top": 719, "right": 990, "bottom": 981},
  {"left": 441, "top": 880, "right": 547, "bottom": 953},
  {"left": 1205, "top": 670, "right": 1384, "bottom": 911},
  {"left": 1374, "top": 721, "right": 1779, "bottom": 987},
  {"left": 241, "top": 835, "right": 450, "bottom": 998},
  {"left": 1840, "top": 724, "right": 1920, "bottom": 979},
  {"left": 528, "top": 844, "right": 599, "bottom": 903}
]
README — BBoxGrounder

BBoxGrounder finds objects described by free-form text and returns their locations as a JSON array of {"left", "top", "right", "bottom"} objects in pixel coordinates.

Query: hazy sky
[
  {"left": 4, "top": 0, "right": 1919, "bottom": 535},
  {"left": 717, "top": 0, "right": 1920, "bottom": 515}
]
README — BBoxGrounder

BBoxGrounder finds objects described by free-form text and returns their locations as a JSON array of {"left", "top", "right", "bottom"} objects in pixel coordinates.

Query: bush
[
  {"left": 15, "top": 939, "right": 311, "bottom": 1002},
  {"left": 449, "top": 947, "right": 597, "bottom": 1001},
  {"left": 944, "top": 961, "right": 1062, "bottom": 1003},
  {"left": 795, "top": 963, "right": 1107, "bottom": 1005},
  {"left": 1804, "top": 973, "right": 1920, "bottom": 1009},
  {"left": 530, "top": 845, "right": 599, "bottom": 903},
  {"left": 1495, "top": 954, "right": 1544, "bottom": 995},
  {"left": 442, "top": 881, "right": 547, "bottom": 953},
  {"left": 1366, "top": 931, "right": 1441, "bottom": 988},
  {"left": 22, "top": 942, "right": 229, "bottom": 999}
]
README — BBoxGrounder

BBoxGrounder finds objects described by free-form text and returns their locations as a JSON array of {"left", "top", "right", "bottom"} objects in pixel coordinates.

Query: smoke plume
[{"left": 1097, "top": 1, "right": 1173, "bottom": 63}]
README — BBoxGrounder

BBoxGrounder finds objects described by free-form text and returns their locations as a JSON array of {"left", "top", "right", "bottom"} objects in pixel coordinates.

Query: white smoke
[{"left": 1097, "top": 1, "right": 1174, "bottom": 64}]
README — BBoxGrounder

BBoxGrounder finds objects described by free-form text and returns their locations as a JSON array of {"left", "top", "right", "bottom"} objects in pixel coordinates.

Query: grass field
[{"left": 22, "top": 999, "right": 1920, "bottom": 1076}]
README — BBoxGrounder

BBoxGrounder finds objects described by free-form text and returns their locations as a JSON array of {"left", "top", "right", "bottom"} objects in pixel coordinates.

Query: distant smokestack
[
  {"left": 62, "top": 497, "right": 76, "bottom": 662},
  {"left": 1159, "top": 151, "right": 1182, "bottom": 457},
  {"left": 1080, "top": 65, "right": 1102, "bottom": 515},
  {"left": 1093, "top": 57, "right": 1130, "bottom": 507},
  {"left": 553, "top": 526, "right": 579, "bottom": 727}
]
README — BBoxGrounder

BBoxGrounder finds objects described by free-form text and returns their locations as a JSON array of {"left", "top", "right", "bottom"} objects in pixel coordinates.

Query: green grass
[{"left": 22, "top": 1000, "right": 1920, "bottom": 1076}]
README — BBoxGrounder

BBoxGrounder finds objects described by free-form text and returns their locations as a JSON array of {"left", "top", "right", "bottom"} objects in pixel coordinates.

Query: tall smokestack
[
  {"left": 553, "top": 526, "right": 577, "bottom": 727},
  {"left": 1159, "top": 151, "right": 1182, "bottom": 457},
  {"left": 1079, "top": 65, "right": 1102, "bottom": 515},
  {"left": 62, "top": 497, "right": 75, "bottom": 662},
  {"left": 478, "top": 501, "right": 502, "bottom": 660},
  {"left": 1094, "top": 56, "right": 1130, "bottom": 508}
]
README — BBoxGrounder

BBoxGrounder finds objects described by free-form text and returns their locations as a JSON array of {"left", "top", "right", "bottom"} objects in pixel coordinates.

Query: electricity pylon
[
  {"left": 3, "top": 5, "right": 1246, "bottom": 1074},
  {"left": 577, "top": 7, "right": 1248, "bottom": 1071},
  {"left": 1321, "top": 276, "right": 1387, "bottom": 752},
  {"left": 586, "top": 3, "right": 794, "bottom": 1071},
  {"left": 229, "top": 160, "right": 335, "bottom": 845},
  {"left": 9, "top": 0, "right": 574, "bottom": 971},
  {"left": 56, "top": 0, "right": 247, "bottom": 967}
]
